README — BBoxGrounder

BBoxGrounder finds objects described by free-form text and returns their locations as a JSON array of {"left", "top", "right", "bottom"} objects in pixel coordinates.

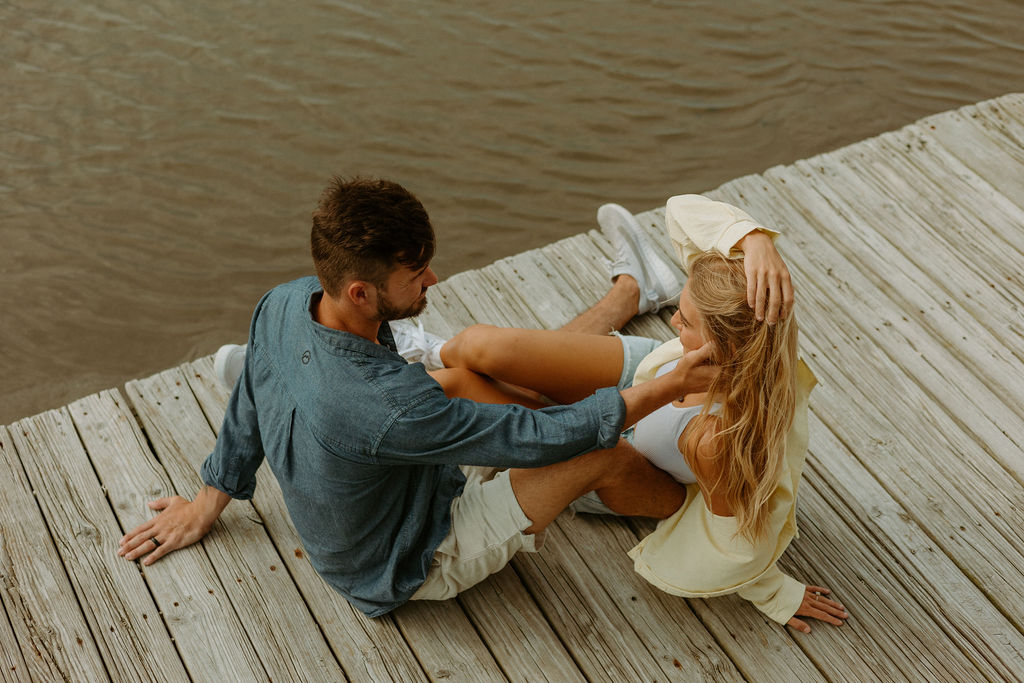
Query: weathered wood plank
[
  {"left": 546, "top": 232, "right": 618, "bottom": 304},
  {"left": 511, "top": 521, "right": 679, "bottom": 681},
  {"left": 184, "top": 356, "right": 430, "bottom": 683},
  {"left": 797, "top": 325, "right": 1024, "bottom": 620},
  {"left": 418, "top": 278, "right": 478, "bottom": 340},
  {"left": 0, "top": 425, "right": 108, "bottom": 682},
  {"left": 124, "top": 369, "right": 344, "bottom": 681},
  {"left": 394, "top": 600, "right": 508, "bottom": 682},
  {"left": 456, "top": 566, "right": 586, "bottom": 683},
  {"left": 801, "top": 133, "right": 1024, "bottom": 357},
  {"left": 447, "top": 268, "right": 545, "bottom": 330},
  {"left": 10, "top": 411, "right": 188, "bottom": 681},
  {"left": 783, "top": 474, "right": 986, "bottom": 681},
  {"left": 491, "top": 250, "right": 588, "bottom": 329},
  {"left": 980, "top": 92, "right": 1024, "bottom": 127},
  {"left": 627, "top": 511, "right": 828, "bottom": 683},
  {"left": 0, "top": 594, "right": 29, "bottom": 683},
  {"left": 918, "top": 97, "right": 1024, "bottom": 213},
  {"left": 806, "top": 412, "right": 1024, "bottom": 677},
  {"left": 766, "top": 154, "right": 1024, "bottom": 401},
  {"left": 852, "top": 130, "right": 1024, "bottom": 298},
  {"left": 561, "top": 515, "right": 754, "bottom": 682},
  {"left": 68, "top": 390, "right": 269, "bottom": 681}
]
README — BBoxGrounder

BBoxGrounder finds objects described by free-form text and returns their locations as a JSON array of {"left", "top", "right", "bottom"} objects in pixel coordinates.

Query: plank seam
[
  {"left": 800, "top": 460, "right": 1006, "bottom": 679},
  {"left": 9, "top": 415, "right": 119, "bottom": 683},
  {"left": 806, "top": 403, "right": 1024, "bottom": 636},
  {"left": 66, "top": 407, "right": 198, "bottom": 681},
  {"left": 504, "top": 560, "right": 589, "bottom": 681}
]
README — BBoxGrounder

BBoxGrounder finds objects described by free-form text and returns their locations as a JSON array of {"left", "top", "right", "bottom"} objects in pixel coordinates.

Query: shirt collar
[{"left": 306, "top": 288, "right": 400, "bottom": 359}]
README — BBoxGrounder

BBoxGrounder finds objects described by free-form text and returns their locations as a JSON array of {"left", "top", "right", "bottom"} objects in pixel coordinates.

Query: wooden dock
[{"left": 3, "top": 93, "right": 1023, "bottom": 682}]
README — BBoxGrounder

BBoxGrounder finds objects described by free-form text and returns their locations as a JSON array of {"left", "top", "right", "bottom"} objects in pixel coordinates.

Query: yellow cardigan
[{"left": 627, "top": 194, "right": 816, "bottom": 625}]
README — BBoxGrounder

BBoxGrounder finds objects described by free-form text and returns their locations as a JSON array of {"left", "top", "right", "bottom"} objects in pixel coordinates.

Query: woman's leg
[
  {"left": 439, "top": 274, "right": 662, "bottom": 404},
  {"left": 429, "top": 368, "right": 549, "bottom": 409},
  {"left": 560, "top": 273, "right": 641, "bottom": 334},
  {"left": 441, "top": 325, "right": 626, "bottom": 404}
]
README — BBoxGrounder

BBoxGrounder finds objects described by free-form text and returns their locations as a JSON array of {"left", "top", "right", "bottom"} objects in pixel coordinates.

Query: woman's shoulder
[{"left": 686, "top": 417, "right": 734, "bottom": 517}]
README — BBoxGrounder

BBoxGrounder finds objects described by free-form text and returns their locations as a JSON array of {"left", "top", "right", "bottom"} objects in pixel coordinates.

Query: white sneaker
[
  {"left": 388, "top": 320, "right": 447, "bottom": 370},
  {"left": 214, "top": 344, "right": 247, "bottom": 389},
  {"left": 597, "top": 203, "right": 682, "bottom": 314}
]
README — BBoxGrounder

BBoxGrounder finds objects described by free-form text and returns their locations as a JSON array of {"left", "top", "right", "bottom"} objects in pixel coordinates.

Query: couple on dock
[{"left": 118, "top": 176, "right": 847, "bottom": 634}]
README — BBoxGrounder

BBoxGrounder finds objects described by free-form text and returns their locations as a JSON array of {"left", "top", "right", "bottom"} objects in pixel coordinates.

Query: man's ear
[{"left": 344, "top": 279, "right": 375, "bottom": 308}]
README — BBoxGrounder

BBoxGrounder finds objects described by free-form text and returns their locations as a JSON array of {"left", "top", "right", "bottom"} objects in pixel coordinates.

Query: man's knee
[{"left": 592, "top": 441, "right": 647, "bottom": 486}]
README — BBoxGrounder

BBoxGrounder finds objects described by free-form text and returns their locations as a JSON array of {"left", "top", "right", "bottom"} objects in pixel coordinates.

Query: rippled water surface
[{"left": 3, "top": 0, "right": 1023, "bottom": 423}]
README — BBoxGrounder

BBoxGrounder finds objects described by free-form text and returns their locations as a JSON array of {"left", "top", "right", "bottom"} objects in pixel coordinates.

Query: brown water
[{"left": 3, "top": 0, "right": 1023, "bottom": 424}]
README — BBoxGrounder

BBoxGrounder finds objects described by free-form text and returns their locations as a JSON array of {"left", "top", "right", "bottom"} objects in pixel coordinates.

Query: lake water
[{"left": 3, "top": 0, "right": 1023, "bottom": 424}]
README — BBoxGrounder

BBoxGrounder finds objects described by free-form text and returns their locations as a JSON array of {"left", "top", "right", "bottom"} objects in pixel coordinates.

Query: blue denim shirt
[{"left": 201, "top": 276, "right": 626, "bottom": 616}]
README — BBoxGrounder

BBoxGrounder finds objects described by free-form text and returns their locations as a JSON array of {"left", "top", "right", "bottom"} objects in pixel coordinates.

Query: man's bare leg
[
  {"left": 509, "top": 439, "right": 686, "bottom": 533},
  {"left": 559, "top": 274, "right": 642, "bottom": 334}
]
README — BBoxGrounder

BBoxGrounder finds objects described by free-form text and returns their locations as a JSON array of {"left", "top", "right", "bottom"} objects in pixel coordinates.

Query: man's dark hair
[{"left": 311, "top": 176, "right": 435, "bottom": 296}]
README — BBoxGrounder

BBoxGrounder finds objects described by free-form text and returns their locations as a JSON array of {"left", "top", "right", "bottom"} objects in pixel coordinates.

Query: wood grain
[
  {"left": 0, "top": 425, "right": 107, "bottom": 682},
  {"left": 11, "top": 411, "right": 188, "bottom": 681}
]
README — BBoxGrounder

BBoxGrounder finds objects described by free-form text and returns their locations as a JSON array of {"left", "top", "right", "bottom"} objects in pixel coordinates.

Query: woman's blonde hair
[{"left": 683, "top": 252, "right": 798, "bottom": 543}]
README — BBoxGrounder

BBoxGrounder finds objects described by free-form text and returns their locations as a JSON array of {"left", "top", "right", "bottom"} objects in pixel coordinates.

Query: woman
[{"left": 422, "top": 196, "right": 847, "bottom": 633}]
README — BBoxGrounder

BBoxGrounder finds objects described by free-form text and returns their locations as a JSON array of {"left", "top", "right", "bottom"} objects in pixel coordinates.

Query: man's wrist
[{"left": 195, "top": 485, "right": 232, "bottom": 518}]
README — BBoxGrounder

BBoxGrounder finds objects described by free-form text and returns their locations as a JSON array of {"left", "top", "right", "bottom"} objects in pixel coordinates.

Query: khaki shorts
[{"left": 410, "top": 466, "right": 544, "bottom": 601}]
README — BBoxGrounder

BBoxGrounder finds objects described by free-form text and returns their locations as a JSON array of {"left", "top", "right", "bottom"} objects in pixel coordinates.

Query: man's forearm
[{"left": 619, "top": 372, "right": 690, "bottom": 428}]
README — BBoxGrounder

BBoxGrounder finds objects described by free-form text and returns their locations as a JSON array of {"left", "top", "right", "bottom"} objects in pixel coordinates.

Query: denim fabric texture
[{"left": 200, "top": 276, "right": 626, "bottom": 616}]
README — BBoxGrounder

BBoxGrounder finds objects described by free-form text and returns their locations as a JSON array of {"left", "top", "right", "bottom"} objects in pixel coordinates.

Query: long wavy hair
[{"left": 682, "top": 252, "right": 798, "bottom": 543}]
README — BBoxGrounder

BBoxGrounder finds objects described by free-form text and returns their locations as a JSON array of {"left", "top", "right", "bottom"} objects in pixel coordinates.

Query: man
[{"left": 117, "top": 177, "right": 791, "bottom": 616}]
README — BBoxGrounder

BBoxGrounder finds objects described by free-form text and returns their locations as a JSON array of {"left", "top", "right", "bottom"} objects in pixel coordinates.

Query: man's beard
[{"left": 375, "top": 290, "right": 428, "bottom": 321}]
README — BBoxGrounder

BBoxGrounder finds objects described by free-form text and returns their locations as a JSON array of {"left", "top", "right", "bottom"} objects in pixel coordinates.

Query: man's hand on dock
[{"left": 117, "top": 486, "right": 231, "bottom": 566}]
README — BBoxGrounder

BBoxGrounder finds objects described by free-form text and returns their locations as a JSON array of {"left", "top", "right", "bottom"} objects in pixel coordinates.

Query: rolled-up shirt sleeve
[
  {"left": 665, "top": 194, "right": 780, "bottom": 270},
  {"left": 374, "top": 385, "right": 626, "bottom": 468},
  {"left": 200, "top": 340, "right": 266, "bottom": 500}
]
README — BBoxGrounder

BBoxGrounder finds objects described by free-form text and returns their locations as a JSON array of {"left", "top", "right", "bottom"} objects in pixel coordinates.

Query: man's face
[{"left": 374, "top": 263, "right": 439, "bottom": 321}]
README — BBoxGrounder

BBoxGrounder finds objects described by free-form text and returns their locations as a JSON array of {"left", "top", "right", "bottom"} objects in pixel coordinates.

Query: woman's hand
[
  {"left": 117, "top": 487, "right": 230, "bottom": 566},
  {"left": 787, "top": 585, "right": 848, "bottom": 633},
  {"left": 737, "top": 231, "right": 794, "bottom": 323}
]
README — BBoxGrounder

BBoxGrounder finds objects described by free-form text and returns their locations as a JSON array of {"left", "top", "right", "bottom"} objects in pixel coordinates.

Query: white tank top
[{"left": 633, "top": 360, "right": 715, "bottom": 485}]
